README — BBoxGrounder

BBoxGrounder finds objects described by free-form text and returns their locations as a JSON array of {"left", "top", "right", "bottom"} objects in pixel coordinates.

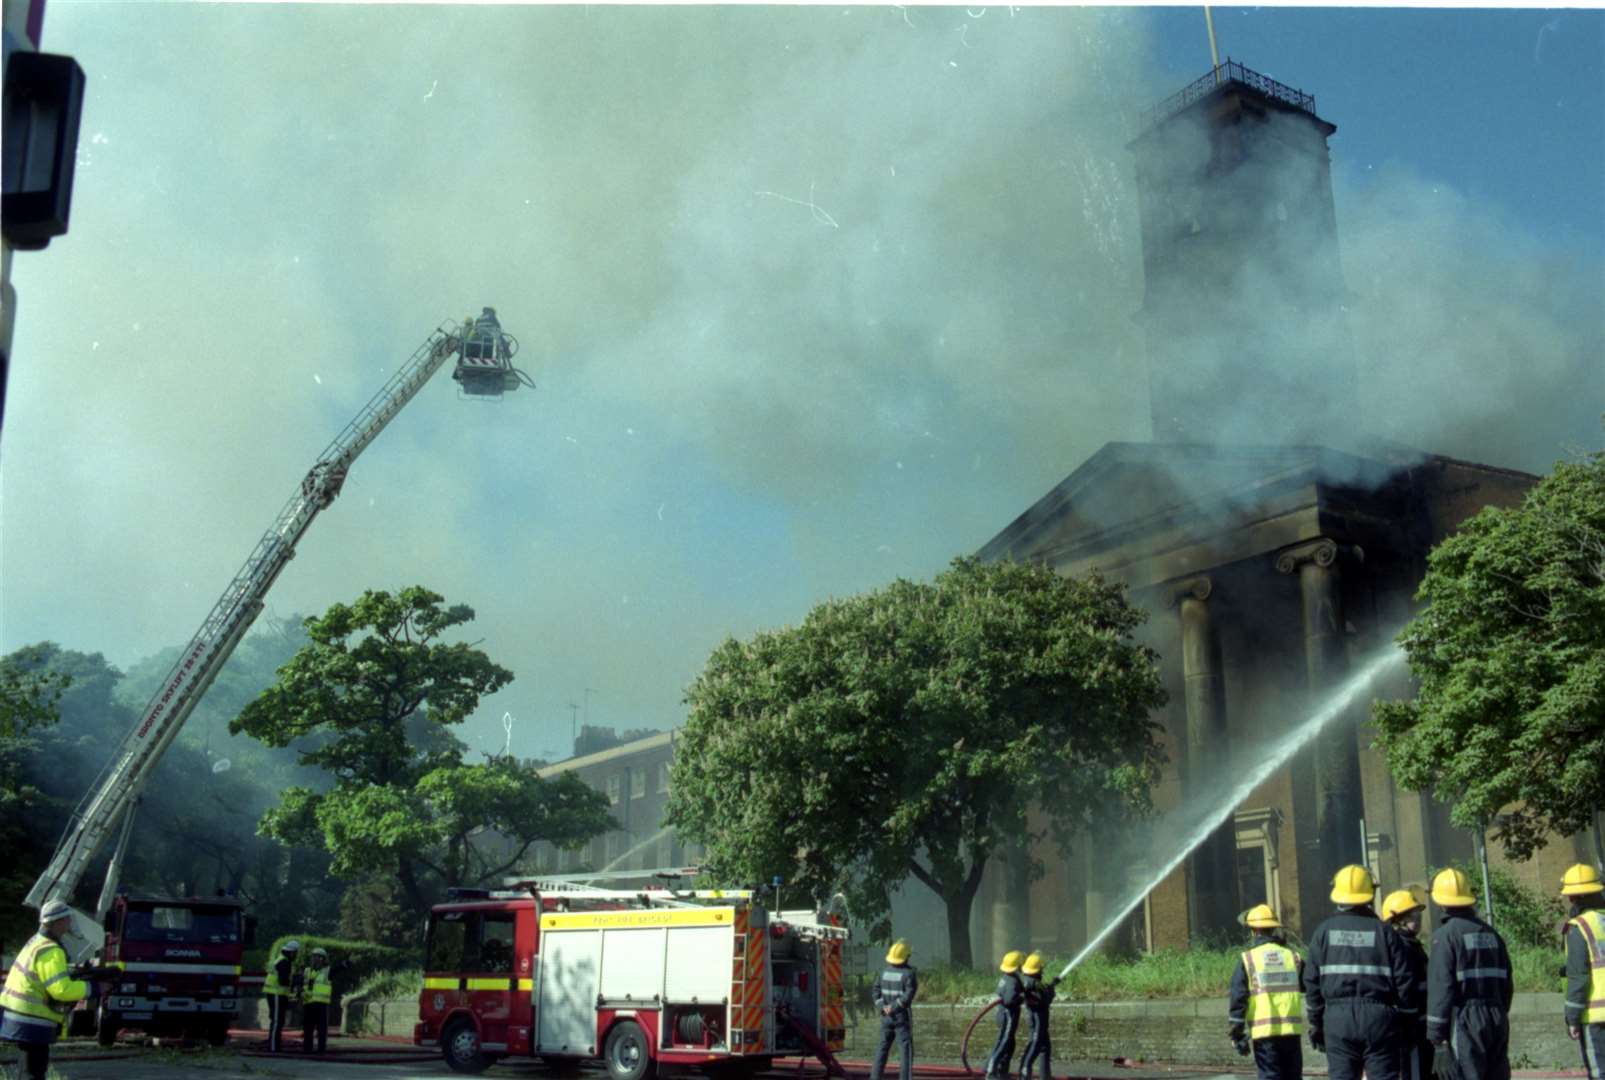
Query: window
[
  {"left": 657, "top": 833, "right": 674, "bottom": 868},
  {"left": 478, "top": 913, "right": 516, "bottom": 974},
  {"left": 657, "top": 761, "right": 671, "bottom": 794},
  {"left": 121, "top": 904, "right": 240, "bottom": 945},
  {"left": 1235, "top": 808, "right": 1283, "bottom": 915},
  {"left": 606, "top": 775, "right": 621, "bottom": 805},
  {"left": 606, "top": 833, "right": 622, "bottom": 861},
  {"left": 426, "top": 912, "right": 469, "bottom": 972},
  {"left": 630, "top": 768, "right": 646, "bottom": 799}
]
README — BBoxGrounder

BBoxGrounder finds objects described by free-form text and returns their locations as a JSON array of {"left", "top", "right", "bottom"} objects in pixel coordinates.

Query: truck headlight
[
  {"left": 220, "top": 985, "right": 236, "bottom": 996},
  {"left": 120, "top": 982, "right": 136, "bottom": 993}
]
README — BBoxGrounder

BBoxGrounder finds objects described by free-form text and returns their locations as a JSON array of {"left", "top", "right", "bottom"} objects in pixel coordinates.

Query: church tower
[{"left": 1130, "top": 62, "right": 1357, "bottom": 445}]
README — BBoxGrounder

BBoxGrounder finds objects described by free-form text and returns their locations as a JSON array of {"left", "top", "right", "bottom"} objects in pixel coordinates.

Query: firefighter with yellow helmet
[
  {"left": 1016, "top": 952, "right": 1055, "bottom": 1080},
  {"left": 1425, "top": 867, "right": 1512, "bottom": 1080},
  {"left": 1228, "top": 903, "right": 1303, "bottom": 1079},
  {"left": 1382, "top": 889, "right": 1431, "bottom": 1080},
  {"left": 1560, "top": 863, "right": 1605, "bottom": 1078},
  {"left": 869, "top": 939, "right": 917, "bottom": 1080},
  {"left": 0, "top": 900, "right": 89, "bottom": 1080},
  {"left": 984, "top": 950, "right": 1025, "bottom": 1079},
  {"left": 1301, "top": 864, "right": 1415, "bottom": 1080}
]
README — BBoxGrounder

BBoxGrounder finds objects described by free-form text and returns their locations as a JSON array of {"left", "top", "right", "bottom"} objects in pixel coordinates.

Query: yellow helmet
[
  {"left": 1330, "top": 864, "right": 1377, "bottom": 905},
  {"left": 1021, "top": 952, "right": 1044, "bottom": 976},
  {"left": 999, "top": 950, "right": 1023, "bottom": 973},
  {"left": 1561, "top": 863, "right": 1604, "bottom": 897},
  {"left": 1431, "top": 868, "right": 1477, "bottom": 908},
  {"left": 1244, "top": 903, "right": 1281, "bottom": 929},
  {"left": 886, "top": 940, "right": 911, "bottom": 965},
  {"left": 1380, "top": 889, "right": 1425, "bottom": 923}
]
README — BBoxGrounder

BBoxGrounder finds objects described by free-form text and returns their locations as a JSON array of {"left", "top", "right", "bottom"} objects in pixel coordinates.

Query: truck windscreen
[{"left": 122, "top": 905, "right": 241, "bottom": 944}]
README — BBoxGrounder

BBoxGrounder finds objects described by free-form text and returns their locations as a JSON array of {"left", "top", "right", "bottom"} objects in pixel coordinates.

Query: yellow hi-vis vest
[
  {"left": 303, "top": 968, "right": 332, "bottom": 1005},
  {"left": 1, "top": 933, "right": 87, "bottom": 1035},
  {"left": 1242, "top": 942, "right": 1303, "bottom": 1039},
  {"left": 263, "top": 961, "right": 289, "bottom": 997},
  {"left": 1568, "top": 909, "right": 1605, "bottom": 1025}
]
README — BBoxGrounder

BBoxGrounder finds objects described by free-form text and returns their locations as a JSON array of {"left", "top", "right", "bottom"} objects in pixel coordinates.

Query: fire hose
[{"left": 957, "top": 998, "right": 998, "bottom": 1075}]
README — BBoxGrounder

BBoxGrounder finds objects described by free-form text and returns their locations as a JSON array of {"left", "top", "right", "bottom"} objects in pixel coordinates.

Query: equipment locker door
[{"left": 537, "top": 929, "right": 602, "bottom": 1054}]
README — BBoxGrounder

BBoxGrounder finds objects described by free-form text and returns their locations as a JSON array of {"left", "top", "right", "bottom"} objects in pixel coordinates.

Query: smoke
[{"left": 1, "top": 6, "right": 1598, "bottom": 758}]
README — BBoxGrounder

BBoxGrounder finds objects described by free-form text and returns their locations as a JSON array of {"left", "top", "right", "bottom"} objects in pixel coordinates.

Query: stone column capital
[
  {"left": 1167, "top": 574, "right": 1214, "bottom": 607},
  {"left": 1274, "top": 538, "right": 1363, "bottom": 576}
]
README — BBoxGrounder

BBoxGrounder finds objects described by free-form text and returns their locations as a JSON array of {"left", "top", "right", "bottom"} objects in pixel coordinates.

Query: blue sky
[{"left": 2, "top": 5, "right": 1601, "bottom": 763}]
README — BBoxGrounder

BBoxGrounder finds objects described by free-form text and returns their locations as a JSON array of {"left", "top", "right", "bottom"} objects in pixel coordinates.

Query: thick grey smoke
[{"left": 1, "top": 6, "right": 1598, "bottom": 762}]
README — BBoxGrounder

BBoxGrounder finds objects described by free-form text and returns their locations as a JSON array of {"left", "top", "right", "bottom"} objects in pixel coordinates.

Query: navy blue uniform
[
  {"left": 1303, "top": 907, "right": 1416, "bottom": 1080},
  {"left": 870, "top": 963, "right": 917, "bottom": 1080},
  {"left": 985, "top": 972, "right": 1023, "bottom": 1078},
  {"left": 1395, "top": 933, "right": 1433, "bottom": 1080},
  {"left": 1017, "top": 974, "right": 1053, "bottom": 1080},
  {"left": 1427, "top": 912, "right": 1512, "bottom": 1080}
]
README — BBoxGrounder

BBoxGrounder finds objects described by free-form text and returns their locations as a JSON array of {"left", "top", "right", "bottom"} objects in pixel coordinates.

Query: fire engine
[
  {"left": 21, "top": 309, "right": 531, "bottom": 1041},
  {"left": 414, "top": 875, "right": 849, "bottom": 1077}
]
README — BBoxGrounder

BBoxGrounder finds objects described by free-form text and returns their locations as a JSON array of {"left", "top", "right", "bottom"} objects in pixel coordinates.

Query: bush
[
  {"left": 1443, "top": 861, "right": 1567, "bottom": 949},
  {"left": 263, "top": 934, "right": 417, "bottom": 1002}
]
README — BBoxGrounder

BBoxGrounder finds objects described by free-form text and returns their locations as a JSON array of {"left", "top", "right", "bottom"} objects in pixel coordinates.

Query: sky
[{"left": 2, "top": 3, "right": 1602, "bottom": 765}]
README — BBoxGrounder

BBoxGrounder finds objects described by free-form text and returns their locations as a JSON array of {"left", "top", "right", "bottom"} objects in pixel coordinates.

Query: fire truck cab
[{"left": 415, "top": 879, "right": 847, "bottom": 1076}]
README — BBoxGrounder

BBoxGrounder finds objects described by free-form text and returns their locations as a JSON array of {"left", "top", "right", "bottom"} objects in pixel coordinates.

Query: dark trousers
[
  {"left": 1018, "top": 1022, "right": 1050, "bottom": 1080},
  {"left": 1322, "top": 1000, "right": 1401, "bottom": 1080},
  {"left": 984, "top": 1008, "right": 1019, "bottom": 1077},
  {"left": 869, "top": 1014, "right": 912, "bottom": 1080},
  {"left": 1580, "top": 1022, "right": 1605, "bottom": 1080},
  {"left": 1446, "top": 1002, "right": 1509, "bottom": 1080},
  {"left": 303, "top": 1002, "right": 329, "bottom": 1054},
  {"left": 1401, "top": 1033, "right": 1434, "bottom": 1080},
  {"left": 266, "top": 993, "right": 288, "bottom": 1052},
  {"left": 8, "top": 1043, "right": 49, "bottom": 1080},
  {"left": 1251, "top": 1034, "right": 1302, "bottom": 1080}
]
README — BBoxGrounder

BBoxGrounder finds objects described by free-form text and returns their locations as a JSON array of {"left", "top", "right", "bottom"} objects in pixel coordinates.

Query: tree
[
  {"left": 1374, "top": 438, "right": 1605, "bottom": 862},
  {"left": 233, "top": 587, "right": 613, "bottom": 913},
  {"left": 0, "top": 645, "right": 71, "bottom": 952},
  {"left": 666, "top": 556, "right": 1167, "bottom": 966}
]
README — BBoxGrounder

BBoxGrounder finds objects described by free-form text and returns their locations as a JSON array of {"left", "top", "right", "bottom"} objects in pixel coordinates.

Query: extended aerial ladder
[{"left": 25, "top": 308, "right": 533, "bottom": 942}]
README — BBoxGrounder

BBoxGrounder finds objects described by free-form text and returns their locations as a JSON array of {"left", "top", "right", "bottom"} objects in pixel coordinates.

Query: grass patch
[{"left": 862, "top": 943, "right": 1563, "bottom": 1003}]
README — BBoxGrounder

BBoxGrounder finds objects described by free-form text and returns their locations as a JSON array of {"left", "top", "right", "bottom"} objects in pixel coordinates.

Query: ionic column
[
  {"left": 1275, "top": 538, "right": 1366, "bottom": 884},
  {"left": 1171, "top": 576, "right": 1239, "bottom": 937}
]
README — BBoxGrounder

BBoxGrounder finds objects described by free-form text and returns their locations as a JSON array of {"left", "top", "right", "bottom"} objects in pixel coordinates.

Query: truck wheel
[
  {"left": 442, "top": 1017, "right": 491, "bottom": 1075},
  {"left": 206, "top": 1020, "right": 230, "bottom": 1046},
  {"left": 95, "top": 1000, "right": 119, "bottom": 1047},
  {"left": 605, "top": 1020, "right": 656, "bottom": 1080}
]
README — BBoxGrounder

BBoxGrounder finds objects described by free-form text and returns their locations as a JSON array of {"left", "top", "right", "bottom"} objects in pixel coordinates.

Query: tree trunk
[
  {"left": 397, "top": 857, "right": 429, "bottom": 914},
  {"left": 944, "top": 886, "right": 976, "bottom": 968}
]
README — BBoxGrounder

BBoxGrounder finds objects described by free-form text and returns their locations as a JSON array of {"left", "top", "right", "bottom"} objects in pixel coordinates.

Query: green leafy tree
[
  {"left": 232, "top": 587, "right": 613, "bottom": 913},
  {"left": 1374, "top": 438, "right": 1605, "bottom": 862},
  {"left": 0, "top": 645, "right": 71, "bottom": 952},
  {"left": 667, "top": 556, "right": 1167, "bottom": 966}
]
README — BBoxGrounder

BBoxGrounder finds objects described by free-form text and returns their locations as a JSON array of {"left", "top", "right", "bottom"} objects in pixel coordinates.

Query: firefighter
[
  {"left": 869, "top": 939, "right": 917, "bottom": 1080},
  {"left": 263, "top": 939, "right": 299, "bottom": 1053},
  {"left": 1560, "top": 863, "right": 1604, "bottom": 1078},
  {"left": 1425, "top": 867, "right": 1512, "bottom": 1080},
  {"left": 0, "top": 900, "right": 89, "bottom": 1080},
  {"left": 1381, "top": 889, "right": 1432, "bottom": 1080},
  {"left": 984, "top": 950, "right": 1025, "bottom": 1079},
  {"left": 1302, "top": 864, "right": 1415, "bottom": 1080},
  {"left": 1228, "top": 904, "right": 1303, "bottom": 1079},
  {"left": 1016, "top": 952, "right": 1054, "bottom": 1080},
  {"left": 301, "top": 946, "right": 332, "bottom": 1055}
]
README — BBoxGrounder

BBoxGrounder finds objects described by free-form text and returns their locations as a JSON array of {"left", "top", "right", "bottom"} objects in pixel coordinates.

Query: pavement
[{"left": 1, "top": 1033, "right": 1588, "bottom": 1080}]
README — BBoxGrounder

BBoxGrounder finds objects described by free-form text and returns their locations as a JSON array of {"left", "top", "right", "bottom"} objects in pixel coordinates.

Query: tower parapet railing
[{"left": 1139, "top": 59, "right": 1318, "bottom": 133}]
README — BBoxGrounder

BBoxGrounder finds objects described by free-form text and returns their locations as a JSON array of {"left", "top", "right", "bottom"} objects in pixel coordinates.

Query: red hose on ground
[{"left": 957, "top": 998, "right": 999, "bottom": 1076}]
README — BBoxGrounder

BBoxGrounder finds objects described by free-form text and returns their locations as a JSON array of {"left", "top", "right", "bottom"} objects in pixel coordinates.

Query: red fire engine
[{"left": 414, "top": 877, "right": 848, "bottom": 1076}]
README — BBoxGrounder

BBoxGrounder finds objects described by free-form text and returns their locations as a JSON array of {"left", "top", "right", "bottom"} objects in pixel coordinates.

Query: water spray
[{"left": 1050, "top": 646, "right": 1405, "bottom": 986}]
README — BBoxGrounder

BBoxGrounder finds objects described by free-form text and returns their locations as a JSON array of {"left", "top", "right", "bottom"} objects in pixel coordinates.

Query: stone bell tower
[{"left": 1129, "top": 61, "right": 1357, "bottom": 446}]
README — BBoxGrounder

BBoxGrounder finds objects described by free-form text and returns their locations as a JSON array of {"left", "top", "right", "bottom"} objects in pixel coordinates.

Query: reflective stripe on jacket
[
  {"left": 303, "top": 968, "right": 332, "bottom": 1005},
  {"left": 0, "top": 933, "right": 87, "bottom": 1035},
  {"left": 1567, "top": 910, "right": 1605, "bottom": 1026},
  {"left": 1242, "top": 942, "right": 1303, "bottom": 1039}
]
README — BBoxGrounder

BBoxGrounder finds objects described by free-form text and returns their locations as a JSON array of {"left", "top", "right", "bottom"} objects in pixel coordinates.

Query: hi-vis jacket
[
  {"left": 0, "top": 932, "right": 88, "bottom": 1044},
  {"left": 303, "top": 967, "right": 333, "bottom": 1005},
  {"left": 1230, "top": 938, "right": 1305, "bottom": 1039},
  {"left": 1565, "top": 908, "right": 1605, "bottom": 1027}
]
